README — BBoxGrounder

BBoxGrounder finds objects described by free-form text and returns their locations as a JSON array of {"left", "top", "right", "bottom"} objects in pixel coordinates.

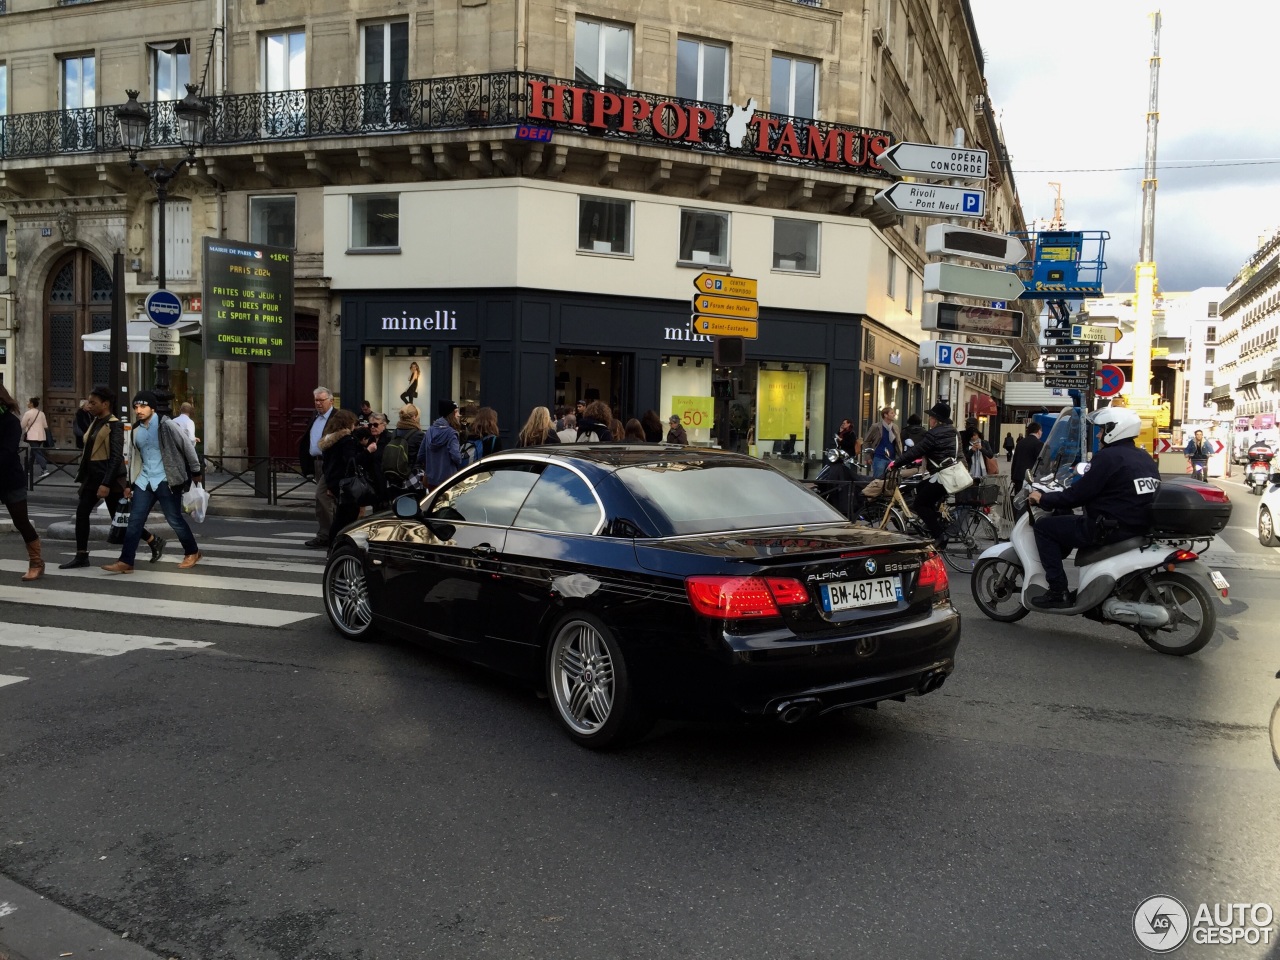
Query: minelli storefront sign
[{"left": 526, "top": 80, "right": 892, "bottom": 176}]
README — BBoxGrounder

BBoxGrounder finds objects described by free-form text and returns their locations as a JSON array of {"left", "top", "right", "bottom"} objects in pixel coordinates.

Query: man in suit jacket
[{"left": 302, "top": 387, "right": 335, "bottom": 548}]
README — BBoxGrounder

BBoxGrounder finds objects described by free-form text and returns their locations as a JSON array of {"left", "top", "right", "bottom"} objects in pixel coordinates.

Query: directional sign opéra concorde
[{"left": 876, "top": 142, "right": 989, "bottom": 180}]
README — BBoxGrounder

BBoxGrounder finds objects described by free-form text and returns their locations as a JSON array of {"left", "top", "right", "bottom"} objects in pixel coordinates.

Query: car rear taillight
[
  {"left": 685, "top": 576, "right": 809, "bottom": 620},
  {"left": 916, "top": 554, "right": 949, "bottom": 593}
]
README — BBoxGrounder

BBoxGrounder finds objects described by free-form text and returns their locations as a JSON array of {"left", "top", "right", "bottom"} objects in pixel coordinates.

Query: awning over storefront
[
  {"left": 966, "top": 393, "right": 998, "bottom": 417},
  {"left": 80, "top": 316, "right": 202, "bottom": 354}
]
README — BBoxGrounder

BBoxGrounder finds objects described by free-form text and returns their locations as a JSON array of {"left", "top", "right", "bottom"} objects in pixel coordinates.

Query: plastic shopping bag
[
  {"left": 182, "top": 482, "right": 210, "bottom": 523},
  {"left": 107, "top": 498, "right": 130, "bottom": 545}
]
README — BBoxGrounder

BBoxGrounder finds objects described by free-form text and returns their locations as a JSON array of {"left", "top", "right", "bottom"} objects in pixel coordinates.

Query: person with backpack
[
  {"left": 421, "top": 399, "right": 465, "bottom": 489},
  {"left": 465, "top": 407, "right": 503, "bottom": 462},
  {"left": 518, "top": 406, "right": 560, "bottom": 447},
  {"left": 380, "top": 405, "right": 424, "bottom": 500},
  {"left": 576, "top": 401, "right": 614, "bottom": 442}
]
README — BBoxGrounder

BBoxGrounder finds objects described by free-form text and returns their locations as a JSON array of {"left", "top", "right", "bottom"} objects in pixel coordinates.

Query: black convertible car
[{"left": 322, "top": 445, "right": 961, "bottom": 748}]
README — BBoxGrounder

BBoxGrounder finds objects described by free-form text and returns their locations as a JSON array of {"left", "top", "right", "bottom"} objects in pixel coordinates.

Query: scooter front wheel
[
  {"left": 971, "top": 557, "right": 1029, "bottom": 622},
  {"left": 1130, "top": 570, "right": 1216, "bottom": 656}
]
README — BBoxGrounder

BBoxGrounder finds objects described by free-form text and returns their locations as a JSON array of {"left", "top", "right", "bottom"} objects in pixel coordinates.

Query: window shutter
[{"left": 152, "top": 200, "right": 193, "bottom": 281}]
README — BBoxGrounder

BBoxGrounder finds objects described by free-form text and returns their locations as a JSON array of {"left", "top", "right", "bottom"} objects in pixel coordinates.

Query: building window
[
  {"left": 906, "top": 273, "right": 914, "bottom": 312},
  {"left": 1207, "top": 301, "right": 1219, "bottom": 318},
  {"left": 1206, "top": 325, "right": 1217, "bottom": 343},
  {"left": 770, "top": 55, "right": 818, "bottom": 119},
  {"left": 678, "top": 209, "right": 729, "bottom": 266},
  {"left": 262, "top": 29, "right": 306, "bottom": 136},
  {"left": 772, "top": 219, "right": 818, "bottom": 273},
  {"left": 61, "top": 54, "right": 95, "bottom": 109},
  {"left": 677, "top": 39, "right": 728, "bottom": 104},
  {"left": 0, "top": 221, "right": 7, "bottom": 276},
  {"left": 887, "top": 250, "right": 897, "bottom": 298},
  {"left": 249, "top": 195, "right": 296, "bottom": 249},
  {"left": 0, "top": 62, "right": 7, "bottom": 116},
  {"left": 360, "top": 20, "right": 409, "bottom": 125},
  {"left": 1205, "top": 347, "right": 1215, "bottom": 364},
  {"left": 574, "top": 19, "right": 631, "bottom": 90},
  {"left": 350, "top": 194, "right": 399, "bottom": 250},
  {"left": 152, "top": 199, "right": 192, "bottom": 280},
  {"left": 578, "top": 196, "right": 632, "bottom": 255},
  {"left": 150, "top": 40, "right": 190, "bottom": 102}
]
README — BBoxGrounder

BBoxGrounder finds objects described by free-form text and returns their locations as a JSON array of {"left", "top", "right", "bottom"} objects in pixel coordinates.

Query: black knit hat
[
  {"left": 437, "top": 399, "right": 458, "bottom": 419},
  {"left": 132, "top": 390, "right": 159, "bottom": 408}
]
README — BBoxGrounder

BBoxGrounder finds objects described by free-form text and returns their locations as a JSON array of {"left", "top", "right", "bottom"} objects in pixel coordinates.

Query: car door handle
[{"left": 471, "top": 543, "right": 496, "bottom": 558}]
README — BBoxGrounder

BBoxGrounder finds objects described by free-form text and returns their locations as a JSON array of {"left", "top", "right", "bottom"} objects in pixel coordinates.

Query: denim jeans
[
  {"left": 119, "top": 481, "right": 197, "bottom": 566},
  {"left": 872, "top": 456, "right": 891, "bottom": 479}
]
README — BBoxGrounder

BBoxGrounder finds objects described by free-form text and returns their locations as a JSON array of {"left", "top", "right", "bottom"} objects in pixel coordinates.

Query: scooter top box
[{"left": 1150, "top": 477, "right": 1232, "bottom": 537}]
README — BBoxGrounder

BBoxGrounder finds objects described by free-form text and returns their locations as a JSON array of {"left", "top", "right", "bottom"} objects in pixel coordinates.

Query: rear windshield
[{"left": 616, "top": 460, "right": 844, "bottom": 535}]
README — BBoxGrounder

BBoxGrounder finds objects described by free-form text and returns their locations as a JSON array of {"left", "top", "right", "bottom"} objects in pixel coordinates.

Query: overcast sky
[{"left": 968, "top": 1, "right": 1280, "bottom": 294}]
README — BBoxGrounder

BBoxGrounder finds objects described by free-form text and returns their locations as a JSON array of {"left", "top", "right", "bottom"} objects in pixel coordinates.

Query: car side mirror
[
  {"left": 393, "top": 494, "right": 422, "bottom": 519},
  {"left": 1272, "top": 472, "right": 1280, "bottom": 485}
]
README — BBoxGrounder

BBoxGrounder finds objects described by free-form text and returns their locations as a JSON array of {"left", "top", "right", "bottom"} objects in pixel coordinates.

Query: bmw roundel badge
[{"left": 865, "top": 559, "right": 877, "bottom": 575}]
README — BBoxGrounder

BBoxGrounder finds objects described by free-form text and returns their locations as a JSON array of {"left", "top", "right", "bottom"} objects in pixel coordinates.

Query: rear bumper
[{"left": 634, "top": 605, "right": 962, "bottom": 719}]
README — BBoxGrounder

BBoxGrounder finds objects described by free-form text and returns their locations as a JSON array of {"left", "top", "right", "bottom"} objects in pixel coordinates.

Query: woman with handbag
[
  {"left": 888, "top": 401, "right": 960, "bottom": 548},
  {"left": 320, "top": 409, "right": 373, "bottom": 550},
  {"left": 0, "top": 384, "right": 46, "bottom": 580}
]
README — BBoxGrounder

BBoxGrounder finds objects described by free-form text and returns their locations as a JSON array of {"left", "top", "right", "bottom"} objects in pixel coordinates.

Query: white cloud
[{"left": 969, "top": 0, "right": 1280, "bottom": 292}]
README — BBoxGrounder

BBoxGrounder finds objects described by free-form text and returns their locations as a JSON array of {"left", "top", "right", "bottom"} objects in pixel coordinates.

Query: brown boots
[{"left": 21, "top": 539, "right": 44, "bottom": 582}]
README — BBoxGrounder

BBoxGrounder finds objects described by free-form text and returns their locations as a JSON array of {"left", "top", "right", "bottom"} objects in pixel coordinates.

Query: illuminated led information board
[{"left": 202, "top": 238, "right": 295, "bottom": 364}]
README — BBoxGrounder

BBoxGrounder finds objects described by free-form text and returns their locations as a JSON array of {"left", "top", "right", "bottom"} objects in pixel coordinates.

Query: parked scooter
[
  {"left": 970, "top": 407, "right": 1233, "bottom": 656},
  {"left": 813, "top": 435, "right": 867, "bottom": 519},
  {"left": 1246, "top": 443, "right": 1274, "bottom": 495}
]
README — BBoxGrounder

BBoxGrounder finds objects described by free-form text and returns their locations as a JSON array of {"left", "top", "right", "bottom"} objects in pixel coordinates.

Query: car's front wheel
[
  {"left": 546, "top": 613, "right": 648, "bottom": 749},
  {"left": 1260, "top": 507, "right": 1278, "bottom": 547},
  {"left": 323, "top": 545, "right": 378, "bottom": 641}
]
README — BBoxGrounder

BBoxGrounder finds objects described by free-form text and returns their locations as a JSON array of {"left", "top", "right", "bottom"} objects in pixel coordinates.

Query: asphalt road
[{"left": 0, "top": 500, "right": 1278, "bottom": 960}]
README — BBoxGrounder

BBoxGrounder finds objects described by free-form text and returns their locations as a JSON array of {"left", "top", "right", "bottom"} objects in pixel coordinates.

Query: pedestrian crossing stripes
[
  {"left": 0, "top": 560, "right": 320, "bottom": 597},
  {"left": 0, "top": 585, "right": 317, "bottom": 627},
  {"left": 0, "top": 675, "right": 26, "bottom": 688},
  {"left": 0, "top": 624, "right": 212, "bottom": 657}
]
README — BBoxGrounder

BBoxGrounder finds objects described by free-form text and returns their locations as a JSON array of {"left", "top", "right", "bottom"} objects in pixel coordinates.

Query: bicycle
[{"left": 857, "top": 468, "right": 1001, "bottom": 574}]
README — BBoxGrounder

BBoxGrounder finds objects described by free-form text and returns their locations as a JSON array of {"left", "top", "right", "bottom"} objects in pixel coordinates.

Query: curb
[{"left": 0, "top": 874, "right": 166, "bottom": 960}]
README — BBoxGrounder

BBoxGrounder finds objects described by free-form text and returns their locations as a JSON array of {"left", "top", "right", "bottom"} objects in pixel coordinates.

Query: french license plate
[
  {"left": 821, "top": 576, "right": 902, "bottom": 612},
  {"left": 1208, "top": 570, "right": 1229, "bottom": 593}
]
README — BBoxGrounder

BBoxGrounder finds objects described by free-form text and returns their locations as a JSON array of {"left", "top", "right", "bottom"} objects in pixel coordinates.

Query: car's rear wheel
[
  {"left": 546, "top": 613, "right": 648, "bottom": 749},
  {"left": 1260, "top": 506, "right": 1278, "bottom": 547},
  {"left": 323, "top": 545, "right": 378, "bottom": 641}
]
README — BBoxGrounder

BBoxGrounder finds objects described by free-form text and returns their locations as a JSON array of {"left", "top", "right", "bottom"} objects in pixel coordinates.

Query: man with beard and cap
[
  {"left": 101, "top": 390, "right": 203, "bottom": 574},
  {"left": 888, "top": 400, "right": 959, "bottom": 548}
]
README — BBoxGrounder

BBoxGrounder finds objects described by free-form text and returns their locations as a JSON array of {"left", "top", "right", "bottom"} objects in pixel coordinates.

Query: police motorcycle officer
[{"left": 1026, "top": 406, "right": 1160, "bottom": 609}]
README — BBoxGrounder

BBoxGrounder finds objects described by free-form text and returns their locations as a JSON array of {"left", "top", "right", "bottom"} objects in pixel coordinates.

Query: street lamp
[{"left": 115, "top": 84, "right": 210, "bottom": 416}]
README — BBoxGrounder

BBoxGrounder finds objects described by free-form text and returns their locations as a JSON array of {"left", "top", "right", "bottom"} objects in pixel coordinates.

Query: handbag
[
  {"left": 338, "top": 463, "right": 375, "bottom": 507},
  {"left": 107, "top": 497, "right": 130, "bottom": 545},
  {"left": 935, "top": 436, "right": 975, "bottom": 495},
  {"left": 984, "top": 454, "right": 1000, "bottom": 476}
]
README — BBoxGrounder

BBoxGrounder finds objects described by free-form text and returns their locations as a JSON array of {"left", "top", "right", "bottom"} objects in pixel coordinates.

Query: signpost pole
[
  {"left": 255, "top": 365, "right": 271, "bottom": 499},
  {"left": 110, "top": 251, "right": 129, "bottom": 418}
]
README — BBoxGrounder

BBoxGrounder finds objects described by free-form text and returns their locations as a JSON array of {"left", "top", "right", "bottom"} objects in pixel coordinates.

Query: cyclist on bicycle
[
  {"left": 887, "top": 400, "right": 957, "bottom": 548},
  {"left": 1184, "top": 429, "right": 1211, "bottom": 481}
]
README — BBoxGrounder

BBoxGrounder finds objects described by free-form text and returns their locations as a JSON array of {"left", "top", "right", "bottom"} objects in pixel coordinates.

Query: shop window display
[
  {"left": 660, "top": 357, "right": 826, "bottom": 477},
  {"left": 364, "top": 348, "right": 429, "bottom": 418}
]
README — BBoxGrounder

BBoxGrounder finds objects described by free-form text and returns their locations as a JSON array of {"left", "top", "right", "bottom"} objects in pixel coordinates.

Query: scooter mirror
[
  {"left": 1075, "top": 462, "right": 1091, "bottom": 476},
  {"left": 904, "top": 438, "right": 915, "bottom": 448}
]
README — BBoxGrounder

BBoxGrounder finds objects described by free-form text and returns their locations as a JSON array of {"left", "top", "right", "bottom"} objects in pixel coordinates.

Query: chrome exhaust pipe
[
  {"left": 917, "top": 670, "right": 948, "bottom": 695},
  {"left": 776, "top": 698, "right": 821, "bottom": 724}
]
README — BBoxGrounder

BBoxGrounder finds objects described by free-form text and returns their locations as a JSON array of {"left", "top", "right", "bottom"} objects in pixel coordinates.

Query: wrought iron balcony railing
[{"left": 0, "top": 70, "right": 889, "bottom": 179}]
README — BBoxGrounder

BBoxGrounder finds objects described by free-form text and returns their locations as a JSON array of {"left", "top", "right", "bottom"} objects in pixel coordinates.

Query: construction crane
[
  {"left": 1047, "top": 182, "right": 1066, "bottom": 229},
  {"left": 1130, "top": 10, "right": 1162, "bottom": 412}
]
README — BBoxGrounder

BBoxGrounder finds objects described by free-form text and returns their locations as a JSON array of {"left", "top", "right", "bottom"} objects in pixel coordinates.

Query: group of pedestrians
[
  {"left": 0, "top": 384, "right": 204, "bottom": 581},
  {"left": 300, "top": 390, "right": 698, "bottom": 550}
]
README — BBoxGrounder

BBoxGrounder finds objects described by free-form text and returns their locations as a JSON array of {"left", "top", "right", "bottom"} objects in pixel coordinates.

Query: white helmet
[{"left": 1089, "top": 406, "right": 1141, "bottom": 444}]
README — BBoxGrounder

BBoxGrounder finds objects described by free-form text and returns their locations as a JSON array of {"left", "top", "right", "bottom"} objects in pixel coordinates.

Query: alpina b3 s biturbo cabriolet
[{"left": 322, "top": 445, "right": 961, "bottom": 748}]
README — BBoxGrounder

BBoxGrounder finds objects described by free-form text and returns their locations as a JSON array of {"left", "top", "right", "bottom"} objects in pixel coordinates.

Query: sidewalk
[{"left": 0, "top": 873, "right": 167, "bottom": 960}]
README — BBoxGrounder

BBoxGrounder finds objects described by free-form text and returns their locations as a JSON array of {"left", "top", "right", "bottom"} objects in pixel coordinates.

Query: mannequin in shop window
[{"left": 400, "top": 361, "right": 421, "bottom": 406}]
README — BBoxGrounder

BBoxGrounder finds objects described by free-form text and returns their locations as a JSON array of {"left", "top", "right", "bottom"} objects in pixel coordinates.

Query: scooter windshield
[{"left": 1033, "top": 407, "right": 1087, "bottom": 481}]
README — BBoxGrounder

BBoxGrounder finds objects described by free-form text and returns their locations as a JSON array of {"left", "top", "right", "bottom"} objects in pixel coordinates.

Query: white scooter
[{"left": 970, "top": 470, "right": 1231, "bottom": 656}]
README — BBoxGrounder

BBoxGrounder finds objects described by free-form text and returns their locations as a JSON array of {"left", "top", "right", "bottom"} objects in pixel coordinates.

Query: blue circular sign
[{"left": 144, "top": 289, "right": 184, "bottom": 327}]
